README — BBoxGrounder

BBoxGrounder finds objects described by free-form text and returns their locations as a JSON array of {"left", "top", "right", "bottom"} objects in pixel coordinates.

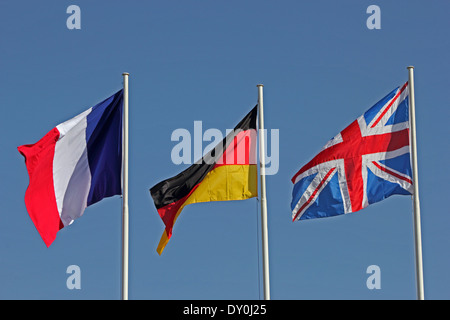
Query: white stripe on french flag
[{"left": 18, "top": 90, "right": 123, "bottom": 247}]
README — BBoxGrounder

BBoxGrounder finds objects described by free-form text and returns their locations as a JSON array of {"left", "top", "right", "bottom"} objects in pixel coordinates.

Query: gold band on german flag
[{"left": 150, "top": 106, "right": 258, "bottom": 255}]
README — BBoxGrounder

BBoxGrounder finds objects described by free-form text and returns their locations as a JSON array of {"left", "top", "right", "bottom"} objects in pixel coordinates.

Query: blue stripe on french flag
[{"left": 18, "top": 90, "right": 123, "bottom": 247}]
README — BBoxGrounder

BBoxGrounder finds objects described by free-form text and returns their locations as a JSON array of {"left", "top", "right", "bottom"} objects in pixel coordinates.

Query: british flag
[{"left": 291, "top": 82, "right": 413, "bottom": 221}]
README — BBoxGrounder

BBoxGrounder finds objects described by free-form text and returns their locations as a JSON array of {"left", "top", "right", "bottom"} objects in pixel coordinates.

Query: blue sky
[{"left": 1, "top": 0, "right": 449, "bottom": 300}]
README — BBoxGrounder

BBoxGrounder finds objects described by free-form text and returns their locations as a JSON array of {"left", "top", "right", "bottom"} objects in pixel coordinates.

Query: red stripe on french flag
[{"left": 18, "top": 128, "right": 63, "bottom": 247}]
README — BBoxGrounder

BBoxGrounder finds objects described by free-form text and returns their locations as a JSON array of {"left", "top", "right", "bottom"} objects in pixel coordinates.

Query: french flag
[{"left": 18, "top": 90, "right": 123, "bottom": 247}]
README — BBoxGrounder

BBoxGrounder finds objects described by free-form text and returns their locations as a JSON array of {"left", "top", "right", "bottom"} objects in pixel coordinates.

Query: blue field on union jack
[{"left": 291, "top": 83, "right": 413, "bottom": 221}]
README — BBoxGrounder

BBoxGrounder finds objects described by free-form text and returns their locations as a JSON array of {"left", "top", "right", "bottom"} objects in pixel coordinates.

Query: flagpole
[
  {"left": 257, "top": 84, "right": 271, "bottom": 300},
  {"left": 122, "top": 72, "right": 130, "bottom": 300},
  {"left": 407, "top": 66, "right": 424, "bottom": 300}
]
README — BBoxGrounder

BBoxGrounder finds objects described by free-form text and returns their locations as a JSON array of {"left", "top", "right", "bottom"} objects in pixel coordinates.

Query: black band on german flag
[{"left": 150, "top": 105, "right": 258, "bottom": 254}]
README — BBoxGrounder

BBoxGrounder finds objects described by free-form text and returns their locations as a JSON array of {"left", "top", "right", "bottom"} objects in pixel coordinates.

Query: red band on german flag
[{"left": 150, "top": 106, "right": 258, "bottom": 255}]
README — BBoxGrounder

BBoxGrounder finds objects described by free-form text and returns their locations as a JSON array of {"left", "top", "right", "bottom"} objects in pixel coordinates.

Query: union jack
[{"left": 291, "top": 82, "right": 413, "bottom": 221}]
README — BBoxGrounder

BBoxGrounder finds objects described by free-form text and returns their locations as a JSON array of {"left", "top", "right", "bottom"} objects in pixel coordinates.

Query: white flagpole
[
  {"left": 257, "top": 84, "right": 271, "bottom": 300},
  {"left": 122, "top": 72, "right": 130, "bottom": 300},
  {"left": 407, "top": 66, "right": 424, "bottom": 300}
]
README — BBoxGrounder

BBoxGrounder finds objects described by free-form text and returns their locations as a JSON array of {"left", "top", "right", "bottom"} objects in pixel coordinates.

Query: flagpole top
[
  {"left": 407, "top": 66, "right": 415, "bottom": 70},
  {"left": 257, "top": 84, "right": 264, "bottom": 87},
  {"left": 123, "top": 72, "right": 130, "bottom": 76}
]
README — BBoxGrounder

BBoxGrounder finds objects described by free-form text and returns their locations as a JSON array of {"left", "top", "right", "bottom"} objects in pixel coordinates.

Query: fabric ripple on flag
[
  {"left": 291, "top": 82, "right": 413, "bottom": 221},
  {"left": 18, "top": 90, "right": 123, "bottom": 247},
  {"left": 150, "top": 106, "right": 258, "bottom": 255}
]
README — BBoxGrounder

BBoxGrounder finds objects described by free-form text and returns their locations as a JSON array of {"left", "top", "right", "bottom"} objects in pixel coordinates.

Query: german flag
[{"left": 150, "top": 106, "right": 258, "bottom": 255}]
